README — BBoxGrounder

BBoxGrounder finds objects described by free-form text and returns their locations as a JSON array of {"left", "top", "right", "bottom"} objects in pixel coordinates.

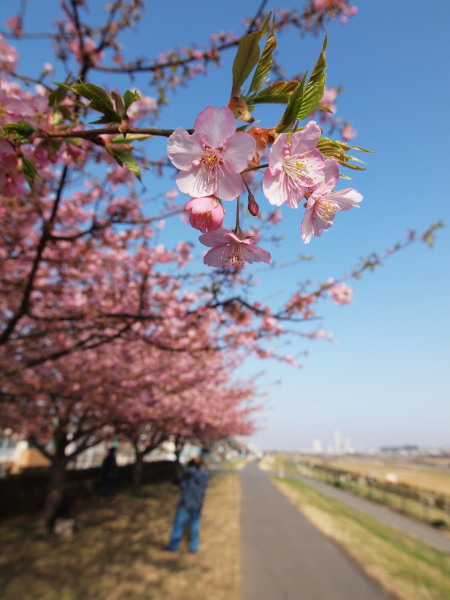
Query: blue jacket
[{"left": 178, "top": 464, "right": 209, "bottom": 512}]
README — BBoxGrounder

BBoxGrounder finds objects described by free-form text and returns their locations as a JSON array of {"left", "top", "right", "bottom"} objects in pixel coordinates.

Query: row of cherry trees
[{"left": 0, "top": 0, "right": 442, "bottom": 521}]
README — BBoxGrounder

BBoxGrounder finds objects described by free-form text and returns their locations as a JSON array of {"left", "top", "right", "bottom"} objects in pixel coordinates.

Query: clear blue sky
[{"left": 2, "top": 1, "right": 449, "bottom": 451}]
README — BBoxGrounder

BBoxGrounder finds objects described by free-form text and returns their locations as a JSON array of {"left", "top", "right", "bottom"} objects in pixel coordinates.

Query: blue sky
[{"left": 2, "top": 1, "right": 449, "bottom": 451}]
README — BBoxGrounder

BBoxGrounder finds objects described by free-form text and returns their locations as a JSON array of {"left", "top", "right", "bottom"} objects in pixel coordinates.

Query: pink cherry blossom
[
  {"left": 262, "top": 121, "right": 326, "bottom": 209},
  {"left": 341, "top": 124, "right": 357, "bottom": 141},
  {"left": 167, "top": 106, "right": 255, "bottom": 201},
  {"left": 186, "top": 196, "right": 224, "bottom": 233},
  {"left": 127, "top": 93, "right": 158, "bottom": 120},
  {"left": 301, "top": 159, "right": 362, "bottom": 243},
  {"left": 199, "top": 228, "right": 272, "bottom": 268},
  {"left": 321, "top": 87, "right": 337, "bottom": 114},
  {"left": 5, "top": 16, "right": 22, "bottom": 37},
  {"left": 268, "top": 209, "right": 283, "bottom": 225},
  {"left": 327, "top": 281, "right": 353, "bottom": 304},
  {"left": 0, "top": 35, "right": 19, "bottom": 73}
]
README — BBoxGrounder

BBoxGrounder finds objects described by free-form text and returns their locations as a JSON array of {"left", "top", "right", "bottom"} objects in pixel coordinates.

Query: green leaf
[
  {"left": 112, "top": 133, "right": 152, "bottom": 143},
  {"left": 64, "top": 137, "right": 83, "bottom": 148},
  {"left": 338, "top": 142, "right": 373, "bottom": 154},
  {"left": 296, "top": 74, "right": 326, "bottom": 121},
  {"left": 231, "top": 13, "right": 271, "bottom": 93},
  {"left": 21, "top": 157, "right": 40, "bottom": 190},
  {"left": 123, "top": 89, "right": 141, "bottom": 112},
  {"left": 277, "top": 73, "right": 307, "bottom": 132},
  {"left": 111, "top": 148, "right": 142, "bottom": 181},
  {"left": 317, "top": 137, "right": 368, "bottom": 170},
  {"left": 309, "top": 35, "right": 328, "bottom": 87},
  {"left": 232, "top": 31, "right": 261, "bottom": 94},
  {"left": 111, "top": 91, "right": 125, "bottom": 118},
  {"left": 89, "top": 115, "right": 118, "bottom": 125},
  {"left": 249, "top": 80, "right": 298, "bottom": 104},
  {"left": 296, "top": 36, "right": 328, "bottom": 121},
  {"left": 54, "top": 81, "right": 121, "bottom": 123},
  {"left": 2, "top": 120, "right": 35, "bottom": 139},
  {"left": 48, "top": 74, "right": 72, "bottom": 108},
  {"left": 48, "top": 85, "right": 68, "bottom": 108},
  {"left": 248, "top": 21, "right": 277, "bottom": 95}
]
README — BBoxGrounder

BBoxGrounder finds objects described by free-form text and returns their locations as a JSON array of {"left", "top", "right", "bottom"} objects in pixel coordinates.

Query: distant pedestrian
[
  {"left": 100, "top": 447, "right": 118, "bottom": 499},
  {"left": 167, "top": 455, "right": 209, "bottom": 553}
]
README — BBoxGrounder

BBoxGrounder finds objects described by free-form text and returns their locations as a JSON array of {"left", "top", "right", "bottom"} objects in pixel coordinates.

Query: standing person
[
  {"left": 100, "top": 447, "right": 118, "bottom": 499},
  {"left": 167, "top": 456, "right": 209, "bottom": 553}
]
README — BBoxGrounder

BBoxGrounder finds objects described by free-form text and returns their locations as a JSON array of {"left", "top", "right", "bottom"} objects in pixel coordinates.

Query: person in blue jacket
[{"left": 167, "top": 455, "right": 209, "bottom": 553}]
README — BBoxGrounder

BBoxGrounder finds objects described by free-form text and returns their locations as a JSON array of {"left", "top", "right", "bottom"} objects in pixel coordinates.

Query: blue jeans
[{"left": 168, "top": 505, "right": 202, "bottom": 552}]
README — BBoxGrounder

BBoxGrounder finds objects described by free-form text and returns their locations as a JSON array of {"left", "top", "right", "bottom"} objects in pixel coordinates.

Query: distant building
[
  {"left": 333, "top": 430, "right": 342, "bottom": 454},
  {"left": 312, "top": 439, "right": 323, "bottom": 453},
  {"left": 343, "top": 437, "right": 354, "bottom": 454}
]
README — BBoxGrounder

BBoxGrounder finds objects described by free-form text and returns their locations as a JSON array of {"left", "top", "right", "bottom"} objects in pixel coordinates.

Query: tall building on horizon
[
  {"left": 312, "top": 439, "right": 323, "bottom": 453},
  {"left": 333, "top": 429, "right": 342, "bottom": 454}
]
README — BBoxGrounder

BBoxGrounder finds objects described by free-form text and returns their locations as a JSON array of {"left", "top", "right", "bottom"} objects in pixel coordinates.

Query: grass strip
[
  {"left": 0, "top": 473, "right": 240, "bottom": 600},
  {"left": 274, "top": 476, "right": 450, "bottom": 600}
]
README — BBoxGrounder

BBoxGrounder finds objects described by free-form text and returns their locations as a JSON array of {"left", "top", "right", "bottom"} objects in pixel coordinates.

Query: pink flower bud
[
  {"left": 186, "top": 196, "right": 224, "bottom": 233},
  {"left": 247, "top": 193, "right": 259, "bottom": 217}
]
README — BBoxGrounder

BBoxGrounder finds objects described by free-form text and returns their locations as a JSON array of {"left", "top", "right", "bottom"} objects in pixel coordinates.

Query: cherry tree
[
  {"left": 0, "top": 0, "right": 442, "bottom": 524},
  {"left": 1, "top": 317, "right": 258, "bottom": 515}
]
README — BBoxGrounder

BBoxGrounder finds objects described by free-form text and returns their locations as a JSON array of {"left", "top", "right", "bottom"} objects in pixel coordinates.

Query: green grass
[
  {"left": 266, "top": 454, "right": 449, "bottom": 529},
  {"left": 275, "top": 476, "right": 450, "bottom": 600}
]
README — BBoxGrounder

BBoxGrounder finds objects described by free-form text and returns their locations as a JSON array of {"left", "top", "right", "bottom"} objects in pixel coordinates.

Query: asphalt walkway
[
  {"left": 240, "top": 461, "right": 395, "bottom": 600},
  {"left": 285, "top": 472, "right": 450, "bottom": 554}
]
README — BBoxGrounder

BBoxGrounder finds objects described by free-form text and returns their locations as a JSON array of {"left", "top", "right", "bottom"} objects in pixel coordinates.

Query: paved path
[
  {"left": 284, "top": 472, "right": 450, "bottom": 554},
  {"left": 240, "top": 461, "right": 394, "bottom": 600}
]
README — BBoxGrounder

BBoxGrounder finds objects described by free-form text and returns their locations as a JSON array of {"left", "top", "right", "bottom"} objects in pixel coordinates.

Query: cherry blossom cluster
[
  {"left": 272, "top": 1, "right": 358, "bottom": 33},
  {"left": 167, "top": 106, "right": 362, "bottom": 268}
]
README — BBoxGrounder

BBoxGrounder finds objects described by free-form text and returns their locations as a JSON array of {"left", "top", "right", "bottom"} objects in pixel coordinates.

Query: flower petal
[
  {"left": 311, "top": 158, "right": 339, "bottom": 193},
  {"left": 263, "top": 170, "right": 287, "bottom": 206},
  {"left": 241, "top": 244, "right": 272, "bottom": 265},
  {"left": 176, "top": 166, "right": 215, "bottom": 197},
  {"left": 331, "top": 188, "right": 363, "bottom": 210},
  {"left": 203, "top": 245, "right": 241, "bottom": 268},
  {"left": 167, "top": 129, "right": 202, "bottom": 170},
  {"left": 222, "top": 132, "right": 255, "bottom": 172},
  {"left": 296, "top": 150, "right": 327, "bottom": 186},
  {"left": 290, "top": 121, "right": 322, "bottom": 155},
  {"left": 215, "top": 170, "right": 244, "bottom": 201},
  {"left": 301, "top": 208, "right": 316, "bottom": 243},
  {"left": 194, "top": 106, "right": 236, "bottom": 147},
  {"left": 267, "top": 133, "right": 287, "bottom": 173},
  {"left": 199, "top": 228, "right": 232, "bottom": 248}
]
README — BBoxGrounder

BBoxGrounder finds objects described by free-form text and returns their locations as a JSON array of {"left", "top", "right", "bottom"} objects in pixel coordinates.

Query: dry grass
[
  {"left": 317, "top": 457, "right": 450, "bottom": 496},
  {"left": 221, "top": 456, "right": 252, "bottom": 471},
  {"left": 263, "top": 453, "right": 450, "bottom": 496},
  {"left": 274, "top": 476, "right": 450, "bottom": 600},
  {"left": 0, "top": 473, "right": 240, "bottom": 600}
]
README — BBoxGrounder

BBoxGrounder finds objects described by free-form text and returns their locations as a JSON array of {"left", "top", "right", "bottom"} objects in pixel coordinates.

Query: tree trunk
[
  {"left": 132, "top": 451, "right": 145, "bottom": 494},
  {"left": 174, "top": 439, "right": 184, "bottom": 482},
  {"left": 44, "top": 450, "right": 68, "bottom": 526}
]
